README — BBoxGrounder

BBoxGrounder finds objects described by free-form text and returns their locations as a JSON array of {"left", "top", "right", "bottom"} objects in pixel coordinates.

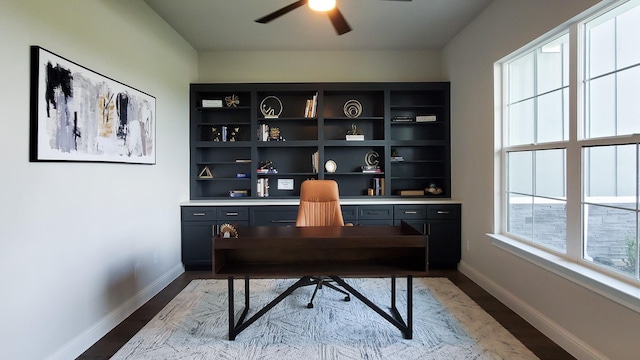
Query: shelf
[{"left": 190, "top": 82, "right": 450, "bottom": 199}]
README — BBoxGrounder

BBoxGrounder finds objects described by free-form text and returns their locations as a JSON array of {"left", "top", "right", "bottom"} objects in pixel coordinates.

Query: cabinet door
[
  {"left": 181, "top": 222, "right": 214, "bottom": 270},
  {"left": 426, "top": 205, "right": 461, "bottom": 269}
]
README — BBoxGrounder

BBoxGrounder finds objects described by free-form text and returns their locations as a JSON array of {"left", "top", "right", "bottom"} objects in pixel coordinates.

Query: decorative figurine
[
  {"left": 229, "top": 127, "right": 240, "bottom": 142},
  {"left": 225, "top": 94, "right": 239, "bottom": 107}
]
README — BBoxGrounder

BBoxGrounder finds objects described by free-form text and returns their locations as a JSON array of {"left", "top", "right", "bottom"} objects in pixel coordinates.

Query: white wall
[
  {"left": 444, "top": 0, "right": 640, "bottom": 359},
  {"left": 0, "top": 1, "right": 197, "bottom": 359},
  {"left": 198, "top": 50, "right": 444, "bottom": 82}
]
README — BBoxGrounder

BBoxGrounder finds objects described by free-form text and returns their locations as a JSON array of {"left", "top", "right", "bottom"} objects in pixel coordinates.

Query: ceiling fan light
[{"left": 309, "top": 0, "right": 336, "bottom": 12}]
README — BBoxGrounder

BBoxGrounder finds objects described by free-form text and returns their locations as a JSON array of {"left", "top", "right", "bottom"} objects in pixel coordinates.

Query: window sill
[{"left": 488, "top": 233, "right": 640, "bottom": 314}]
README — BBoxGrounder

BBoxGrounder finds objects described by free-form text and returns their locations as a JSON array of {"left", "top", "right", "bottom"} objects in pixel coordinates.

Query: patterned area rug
[{"left": 111, "top": 277, "right": 538, "bottom": 359}]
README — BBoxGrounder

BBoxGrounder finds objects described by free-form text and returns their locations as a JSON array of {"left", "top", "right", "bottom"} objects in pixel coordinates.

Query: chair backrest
[{"left": 296, "top": 180, "right": 345, "bottom": 227}]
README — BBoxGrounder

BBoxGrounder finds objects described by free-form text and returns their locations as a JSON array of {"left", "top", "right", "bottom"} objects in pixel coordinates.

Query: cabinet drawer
[
  {"left": 394, "top": 205, "right": 427, "bottom": 220},
  {"left": 217, "top": 207, "right": 249, "bottom": 221},
  {"left": 251, "top": 206, "right": 299, "bottom": 226},
  {"left": 182, "top": 207, "right": 216, "bottom": 221},
  {"left": 341, "top": 205, "right": 358, "bottom": 221},
  {"left": 427, "top": 205, "right": 460, "bottom": 219},
  {"left": 358, "top": 205, "right": 393, "bottom": 220}
]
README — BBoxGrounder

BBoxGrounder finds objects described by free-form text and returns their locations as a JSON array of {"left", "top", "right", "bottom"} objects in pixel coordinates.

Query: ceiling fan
[{"left": 255, "top": 0, "right": 412, "bottom": 36}]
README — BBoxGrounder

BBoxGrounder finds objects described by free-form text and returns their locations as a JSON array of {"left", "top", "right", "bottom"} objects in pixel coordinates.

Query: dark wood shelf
[{"left": 190, "top": 82, "right": 450, "bottom": 199}]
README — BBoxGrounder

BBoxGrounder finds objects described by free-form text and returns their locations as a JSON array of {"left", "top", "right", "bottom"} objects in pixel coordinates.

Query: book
[
  {"left": 416, "top": 115, "right": 437, "bottom": 122},
  {"left": 346, "top": 134, "right": 364, "bottom": 141},
  {"left": 202, "top": 99, "right": 223, "bottom": 108},
  {"left": 398, "top": 189, "right": 424, "bottom": 196},
  {"left": 392, "top": 116, "right": 414, "bottom": 122}
]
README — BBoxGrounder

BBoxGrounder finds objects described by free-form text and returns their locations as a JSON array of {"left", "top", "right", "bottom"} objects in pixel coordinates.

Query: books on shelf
[
  {"left": 304, "top": 92, "right": 318, "bottom": 118},
  {"left": 390, "top": 156, "right": 404, "bottom": 162},
  {"left": 371, "top": 178, "right": 385, "bottom": 196},
  {"left": 258, "top": 123, "right": 269, "bottom": 141},
  {"left": 256, "top": 178, "right": 269, "bottom": 197},
  {"left": 312, "top": 151, "right": 319, "bottom": 173}
]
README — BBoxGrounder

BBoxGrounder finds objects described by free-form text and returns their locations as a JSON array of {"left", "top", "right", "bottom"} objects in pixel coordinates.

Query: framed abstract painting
[{"left": 29, "top": 46, "right": 156, "bottom": 164}]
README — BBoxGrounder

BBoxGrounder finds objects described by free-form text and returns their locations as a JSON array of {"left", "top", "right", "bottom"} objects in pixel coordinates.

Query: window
[
  {"left": 504, "top": 34, "right": 569, "bottom": 253},
  {"left": 582, "top": 1, "right": 640, "bottom": 278},
  {"left": 499, "top": 0, "right": 640, "bottom": 282}
]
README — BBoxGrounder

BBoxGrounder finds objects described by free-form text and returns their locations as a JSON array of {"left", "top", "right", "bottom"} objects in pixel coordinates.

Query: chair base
[{"left": 304, "top": 276, "right": 351, "bottom": 309}]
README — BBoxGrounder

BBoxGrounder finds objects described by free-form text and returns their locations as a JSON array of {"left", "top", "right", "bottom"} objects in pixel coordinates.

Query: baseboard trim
[
  {"left": 458, "top": 260, "right": 605, "bottom": 360},
  {"left": 45, "top": 263, "right": 185, "bottom": 360}
]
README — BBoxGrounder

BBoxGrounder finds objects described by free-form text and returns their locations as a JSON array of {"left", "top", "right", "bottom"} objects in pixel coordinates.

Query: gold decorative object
[
  {"left": 230, "top": 127, "right": 240, "bottom": 142},
  {"left": 260, "top": 96, "right": 283, "bottom": 118},
  {"left": 219, "top": 223, "right": 238, "bottom": 238},
  {"left": 343, "top": 99, "right": 362, "bottom": 118},
  {"left": 225, "top": 94, "right": 239, "bottom": 107}
]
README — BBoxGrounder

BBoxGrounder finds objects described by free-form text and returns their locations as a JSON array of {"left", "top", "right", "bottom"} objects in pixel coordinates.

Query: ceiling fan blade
[
  {"left": 327, "top": 7, "right": 351, "bottom": 35},
  {"left": 255, "top": 0, "right": 308, "bottom": 24}
]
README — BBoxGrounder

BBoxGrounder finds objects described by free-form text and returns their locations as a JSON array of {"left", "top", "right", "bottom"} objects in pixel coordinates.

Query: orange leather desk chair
[{"left": 296, "top": 179, "right": 351, "bottom": 308}]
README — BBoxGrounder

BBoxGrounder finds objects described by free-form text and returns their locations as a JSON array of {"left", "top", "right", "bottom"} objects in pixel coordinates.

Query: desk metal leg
[
  {"left": 330, "top": 275, "right": 413, "bottom": 339},
  {"left": 227, "top": 276, "right": 313, "bottom": 340}
]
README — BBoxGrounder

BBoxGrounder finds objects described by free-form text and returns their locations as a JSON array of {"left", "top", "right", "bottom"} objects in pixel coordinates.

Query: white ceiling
[{"left": 143, "top": 0, "right": 493, "bottom": 51}]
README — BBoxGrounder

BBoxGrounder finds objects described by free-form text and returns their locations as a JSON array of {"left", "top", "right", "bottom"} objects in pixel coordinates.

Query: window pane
[
  {"left": 535, "top": 149, "right": 566, "bottom": 199},
  {"left": 537, "top": 89, "right": 568, "bottom": 143},
  {"left": 584, "top": 204, "right": 637, "bottom": 277},
  {"left": 587, "top": 17, "right": 616, "bottom": 78},
  {"left": 508, "top": 99, "right": 534, "bottom": 145},
  {"left": 584, "top": 145, "right": 637, "bottom": 210},
  {"left": 617, "top": 3, "right": 640, "bottom": 69},
  {"left": 537, "top": 34, "right": 569, "bottom": 94},
  {"left": 508, "top": 193, "right": 533, "bottom": 239},
  {"left": 509, "top": 52, "right": 535, "bottom": 103},
  {"left": 533, "top": 197, "right": 567, "bottom": 252},
  {"left": 586, "top": 74, "right": 616, "bottom": 138},
  {"left": 508, "top": 151, "right": 532, "bottom": 194},
  {"left": 617, "top": 67, "right": 640, "bottom": 135}
]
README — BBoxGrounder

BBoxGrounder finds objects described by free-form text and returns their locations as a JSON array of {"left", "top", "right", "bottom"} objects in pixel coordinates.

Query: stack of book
[
  {"left": 390, "top": 156, "right": 404, "bottom": 162},
  {"left": 361, "top": 165, "right": 381, "bottom": 173}
]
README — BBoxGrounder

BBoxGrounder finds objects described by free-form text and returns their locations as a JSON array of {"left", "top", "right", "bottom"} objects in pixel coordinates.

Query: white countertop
[{"left": 180, "top": 198, "right": 462, "bottom": 206}]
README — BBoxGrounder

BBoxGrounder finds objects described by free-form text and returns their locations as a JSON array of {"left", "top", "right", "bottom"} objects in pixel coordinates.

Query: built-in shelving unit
[{"left": 190, "top": 82, "right": 450, "bottom": 200}]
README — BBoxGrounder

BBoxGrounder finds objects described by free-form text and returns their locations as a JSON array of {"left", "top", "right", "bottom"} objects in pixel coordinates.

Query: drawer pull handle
[
  {"left": 405, "top": 211, "right": 417, "bottom": 214},
  {"left": 437, "top": 211, "right": 450, "bottom": 214},
  {"left": 192, "top": 213, "right": 206, "bottom": 216},
  {"left": 272, "top": 220, "right": 296, "bottom": 223},
  {"left": 225, "top": 212, "right": 239, "bottom": 216}
]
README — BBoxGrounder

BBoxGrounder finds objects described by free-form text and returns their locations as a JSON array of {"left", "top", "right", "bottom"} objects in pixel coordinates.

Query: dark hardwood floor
[{"left": 77, "top": 270, "right": 574, "bottom": 359}]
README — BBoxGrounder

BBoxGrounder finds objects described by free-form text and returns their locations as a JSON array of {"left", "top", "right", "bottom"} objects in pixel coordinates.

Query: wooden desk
[{"left": 213, "top": 221, "right": 428, "bottom": 340}]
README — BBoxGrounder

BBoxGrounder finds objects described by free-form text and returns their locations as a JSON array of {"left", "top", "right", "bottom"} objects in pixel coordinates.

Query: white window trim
[{"left": 493, "top": 0, "right": 640, "bottom": 314}]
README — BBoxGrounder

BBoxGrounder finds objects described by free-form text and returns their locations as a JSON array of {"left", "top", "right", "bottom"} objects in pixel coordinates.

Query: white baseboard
[
  {"left": 458, "top": 260, "right": 606, "bottom": 360},
  {"left": 45, "top": 263, "right": 185, "bottom": 360}
]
